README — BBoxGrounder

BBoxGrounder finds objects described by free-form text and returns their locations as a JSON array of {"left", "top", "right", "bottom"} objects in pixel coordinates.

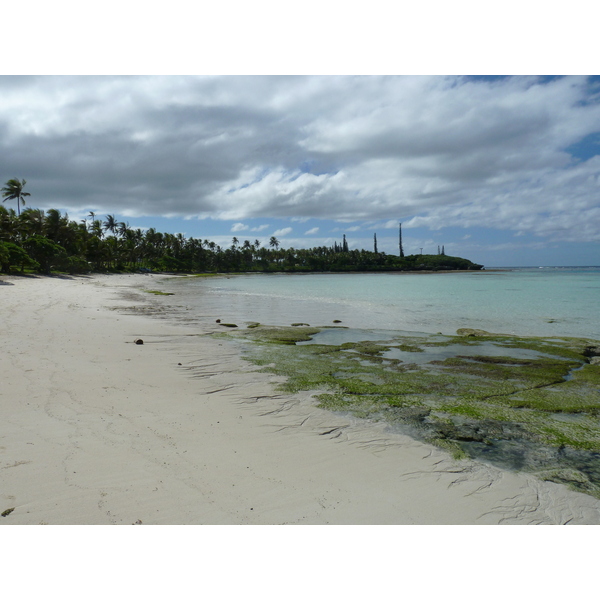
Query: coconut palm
[
  {"left": 103, "top": 214, "right": 118, "bottom": 236},
  {"left": 2, "top": 178, "right": 31, "bottom": 217},
  {"left": 117, "top": 221, "right": 130, "bottom": 238},
  {"left": 91, "top": 219, "right": 104, "bottom": 239},
  {"left": 86, "top": 211, "right": 96, "bottom": 232}
]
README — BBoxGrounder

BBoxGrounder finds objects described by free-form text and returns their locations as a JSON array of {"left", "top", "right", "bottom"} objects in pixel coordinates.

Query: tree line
[{"left": 1, "top": 179, "right": 483, "bottom": 275}]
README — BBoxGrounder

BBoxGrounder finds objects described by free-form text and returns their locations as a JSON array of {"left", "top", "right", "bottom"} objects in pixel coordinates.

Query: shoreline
[{"left": 2, "top": 273, "right": 600, "bottom": 524}]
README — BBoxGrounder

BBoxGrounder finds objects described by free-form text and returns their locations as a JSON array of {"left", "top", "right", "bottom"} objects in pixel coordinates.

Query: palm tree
[
  {"left": 117, "top": 221, "right": 130, "bottom": 238},
  {"left": 91, "top": 219, "right": 104, "bottom": 239},
  {"left": 87, "top": 211, "right": 96, "bottom": 232},
  {"left": 103, "top": 214, "right": 118, "bottom": 237},
  {"left": 2, "top": 178, "right": 31, "bottom": 217},
  {"left": 269, "top": 236, "right": 280, "bottom": 251}
]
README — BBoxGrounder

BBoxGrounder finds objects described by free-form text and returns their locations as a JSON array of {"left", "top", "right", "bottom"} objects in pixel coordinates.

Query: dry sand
[{"left": 1, "top": 273, "right": 600, "bottom": 525}]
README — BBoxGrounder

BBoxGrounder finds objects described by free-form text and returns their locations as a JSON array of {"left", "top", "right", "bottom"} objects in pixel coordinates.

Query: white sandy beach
[{"left": 1, "top": 273, "right": 600, "bottom": 525}]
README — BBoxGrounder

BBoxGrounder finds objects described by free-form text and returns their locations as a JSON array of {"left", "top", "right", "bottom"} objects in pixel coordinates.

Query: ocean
[{"left": 168, "top": 266, "right": 600, "bottom": 341}]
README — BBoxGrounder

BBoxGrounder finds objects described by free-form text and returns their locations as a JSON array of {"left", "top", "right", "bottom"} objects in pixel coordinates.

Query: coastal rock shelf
[{"left": 230, "top": 324, "right": 600, "bottom": 498}]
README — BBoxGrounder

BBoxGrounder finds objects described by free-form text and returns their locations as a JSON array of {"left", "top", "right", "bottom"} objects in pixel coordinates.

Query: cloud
[
  {"left": 382, "top": 220, "right": 400, "bottom": 229},
  {"left": 2, "top": 75, "right": 600, "bottom": 242},
  {"left": 403, "top": 156, "right": 600, "bottom": 242},
  {"left": 273, "top": 227, "right": 293, "bottom": 237},
  {"left": 250, "top": 224, "right": 269, "bottom": 232},
  {"left": 231, "top": 222, "right": 249, "bottom": 232},
  {"left": 305, "top": 227, "right": 319, "bottom": 234}
]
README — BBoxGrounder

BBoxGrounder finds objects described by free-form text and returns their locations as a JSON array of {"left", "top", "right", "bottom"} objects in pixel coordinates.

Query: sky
[{"left": 2, "top": 8, "right": 600, "bottom": 268}]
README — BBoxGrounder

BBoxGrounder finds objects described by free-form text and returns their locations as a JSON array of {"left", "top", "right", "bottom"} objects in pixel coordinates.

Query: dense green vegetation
[
  {"left": 1, "top": 179, "right": 482, "bottom": 275},
  {"left": 0, "top": 204, "right": 483, "bottom": 275}
]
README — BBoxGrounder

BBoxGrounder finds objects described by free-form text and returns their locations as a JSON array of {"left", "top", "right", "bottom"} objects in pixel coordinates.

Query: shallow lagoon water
[{"left": 177, "top": 267, "right": 600, "bottom": 340}]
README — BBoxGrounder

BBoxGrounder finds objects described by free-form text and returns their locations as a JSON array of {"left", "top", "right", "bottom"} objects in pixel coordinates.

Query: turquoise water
[{"left": 172, "top": 267, "right": 600, "bottom": 340}]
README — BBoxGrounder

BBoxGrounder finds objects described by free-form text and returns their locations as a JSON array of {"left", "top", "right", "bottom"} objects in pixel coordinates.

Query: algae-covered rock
[
  {"left": 386, "top": 406, "right": 431, "bottom": 423},
  {"left": 540, "top": 468, "right": 591, "bottom": 485},
  {"left": 240, "top": 325, "right": 320, "bottom": 344},
  {"left": 144, "top": 290, "right": 175, "bottom": 296},
  {"left": 340, "top": 341, "right": 389, "bottom": 356},
  {"left": 456, "top": 328, "right": 493, "bottom": 337}
]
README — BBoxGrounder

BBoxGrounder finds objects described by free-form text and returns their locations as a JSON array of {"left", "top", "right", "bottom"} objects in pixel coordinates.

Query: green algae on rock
[
  {"left": 236, "top": 324, "right": 321, "bottom": 344},
  {"left": 228, "top": 324, "right": 600, "bottom": 497},
  {"left": 144, "top": 289, "right": 175, "bottom": 296}
]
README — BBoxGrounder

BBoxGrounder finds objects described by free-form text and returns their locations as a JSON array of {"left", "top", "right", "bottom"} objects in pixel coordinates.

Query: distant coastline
[{"left": 1, "top": 205, "right": 483, "bottom": 276}]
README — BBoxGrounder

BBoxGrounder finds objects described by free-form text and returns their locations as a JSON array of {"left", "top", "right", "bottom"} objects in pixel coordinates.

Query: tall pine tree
[{"left": 399, "top": 223, "right": 404, "bottom": 257}]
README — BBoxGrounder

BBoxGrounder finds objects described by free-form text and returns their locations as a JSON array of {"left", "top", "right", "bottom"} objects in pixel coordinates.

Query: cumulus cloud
[
  {"left": 272, "top": 227, "right": 293, "bottom": 237},
  {"left": 231, "top": 222, "right": 249, "bottom": 232},
  {"left": 305, "top": 227, "right": 319, "bottom": 234},
  {"left": 1, "top": 75, "right": 599, "bottom": 242}
]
